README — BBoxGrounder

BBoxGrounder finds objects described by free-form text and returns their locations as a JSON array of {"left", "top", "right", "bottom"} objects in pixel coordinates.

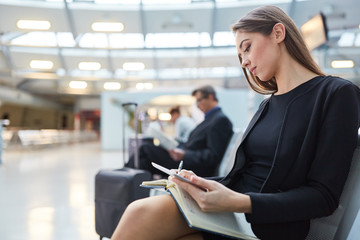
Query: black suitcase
[
  {"left": 94, "top": 102, "right": 152, "bottom": 239},
  {"left": 95, "top": 168, "right": 151, "bottom": 239}
]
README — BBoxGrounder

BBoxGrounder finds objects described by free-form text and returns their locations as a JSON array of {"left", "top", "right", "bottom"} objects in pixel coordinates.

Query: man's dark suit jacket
[
  {"left": 221, "top": 76, "right": 360, "bottom": 240},
  {"left": 131, "top": 107, "right": 233, "bottom": 177},
  {"left": 182, "top": 107, "right": 233, "bottom": 177}
]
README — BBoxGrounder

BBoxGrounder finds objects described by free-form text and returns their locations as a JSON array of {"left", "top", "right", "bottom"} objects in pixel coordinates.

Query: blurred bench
[{"left": 8, "top": 129, "right": 98, "bottom": 147}]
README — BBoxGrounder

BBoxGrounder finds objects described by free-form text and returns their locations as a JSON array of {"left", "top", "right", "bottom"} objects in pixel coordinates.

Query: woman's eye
[{"left": 244, "top": 45, "right": 250, "bottom": 53}]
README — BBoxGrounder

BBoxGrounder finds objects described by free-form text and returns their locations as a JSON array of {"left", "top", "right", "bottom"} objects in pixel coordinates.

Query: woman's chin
[{"left": 258, "top": 76, "right": 273, "bottom": 82}]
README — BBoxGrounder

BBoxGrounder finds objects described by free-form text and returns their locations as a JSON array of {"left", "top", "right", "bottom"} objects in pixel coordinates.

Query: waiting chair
[
  {"left": 306, "top": 136, "right": 360, "bottom": 240},
  {"left": 216, "top": 129, "right": 243, "bottom": 176}
]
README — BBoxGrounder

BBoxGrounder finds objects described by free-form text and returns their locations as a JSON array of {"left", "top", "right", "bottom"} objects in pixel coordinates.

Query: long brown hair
[{"left": 232, "top": 5, "right": 324, "bottom": 95}]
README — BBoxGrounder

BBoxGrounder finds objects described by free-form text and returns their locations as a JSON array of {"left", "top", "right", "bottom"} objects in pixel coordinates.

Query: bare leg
[{"left": 111, "top": 194, "right": 202, "bottom": 240}]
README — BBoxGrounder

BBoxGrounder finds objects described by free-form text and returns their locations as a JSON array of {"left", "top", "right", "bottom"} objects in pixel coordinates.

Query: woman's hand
[{"left": 170, "top": 170, "right": 252, "bottom": 214}]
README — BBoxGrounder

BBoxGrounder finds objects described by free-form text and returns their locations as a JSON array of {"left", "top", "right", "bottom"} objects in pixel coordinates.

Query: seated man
[
  {"left": 169, "top": 105, "right": 196, "bottom": 146},
  {"left": 126, "top": 85, "right": 233, "bottom": 177}
]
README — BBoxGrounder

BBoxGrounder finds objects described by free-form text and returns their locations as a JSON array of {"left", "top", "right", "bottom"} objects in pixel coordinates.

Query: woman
[{"left": 111, "top": 5, "right": 360, "bottom": 240}]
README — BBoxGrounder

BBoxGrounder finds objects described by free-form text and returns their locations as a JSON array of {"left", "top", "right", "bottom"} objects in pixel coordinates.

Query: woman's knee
[
  {"left": 122, "top": 198, "right": 152, "bottom": 223},
  {"left": 122, "top": 195, "right": 169, "bottom": 224},
  {"left": 111, "top": 197, "right": 158, "bottom": 239},
  {"left": 113, "top": 195, "right": 197, "bottom": 240}
]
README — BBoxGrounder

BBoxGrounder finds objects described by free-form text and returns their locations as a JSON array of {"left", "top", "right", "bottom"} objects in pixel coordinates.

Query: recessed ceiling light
[
  {"left": 158, "top": 113, "right": 171, "bottom": 121},
  {"left": 331, "top": 60, "right": 354, "bottom": 69},
  {"left": 30, "top": 60, "right": 54, "bottom": 70},
  {"left": 136, "top": 82, "right": 153, "bottom": 90},
  {"left": 69, "top": 81, "right": 87, "bottom": 89},
  {"left": 144, "top": 83, "right": 153, "bottom": 89},
  {"left": 91, "top": 22, "right": 124, "bottom": 32},
  {"left": 104, "top": 82, "right": 121, "bottom": 90},
  {"left": 17, "top": 20, "right": 51, "bottom": 30},
  {"left": 78, "top": 62, "right": 101, "bottom": 71},
  {"left": 123, "top": 62, "right": 145, "bottom": 71},
  {"left": 136, "top": 83, "right": 144, "bottom": 90}
]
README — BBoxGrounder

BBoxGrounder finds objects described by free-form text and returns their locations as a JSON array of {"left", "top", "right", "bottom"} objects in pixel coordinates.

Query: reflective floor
[{"left": 0, "top": 142, "right": 123, "bottom": 240}]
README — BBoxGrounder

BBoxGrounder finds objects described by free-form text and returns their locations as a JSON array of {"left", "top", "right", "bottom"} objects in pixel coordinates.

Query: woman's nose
[{"left": 242, "top": 58, "right": 249, "bottom": 68}]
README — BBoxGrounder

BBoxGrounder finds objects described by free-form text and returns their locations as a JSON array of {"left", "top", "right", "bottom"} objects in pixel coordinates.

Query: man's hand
[{"left": 168, "top": 148, "right": 185, "bottom": 162}]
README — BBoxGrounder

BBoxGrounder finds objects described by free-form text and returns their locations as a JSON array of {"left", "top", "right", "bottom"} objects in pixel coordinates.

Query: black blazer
[
  {"left": 183, "top": 107, "right": 233, "bottom": 177},
  {"left": 221, "top": 76, "right": 360, "bottom": 240}
]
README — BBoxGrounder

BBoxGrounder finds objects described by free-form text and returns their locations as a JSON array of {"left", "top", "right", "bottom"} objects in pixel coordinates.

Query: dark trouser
[{"left": 126, "top": 143, "right": 179, "bottom": 178}]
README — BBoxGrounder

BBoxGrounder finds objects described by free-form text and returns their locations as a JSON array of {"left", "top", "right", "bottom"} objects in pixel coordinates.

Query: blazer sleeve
[
  {"left": 183, "top": 115, "right": 233, "bottom": 171},
  {"left": 246, "top": 82, "right": 360, "bottom": 224}
]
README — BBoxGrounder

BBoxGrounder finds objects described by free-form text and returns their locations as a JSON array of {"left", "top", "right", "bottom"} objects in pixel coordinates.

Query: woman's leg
[{"left": 111, "top": 194, "right": 201, "bottom": 240}]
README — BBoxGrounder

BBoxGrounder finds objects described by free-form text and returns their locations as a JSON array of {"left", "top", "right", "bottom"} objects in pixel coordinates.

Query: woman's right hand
[{"left": 171, "top": 170, "right": 252, "bottom": 214}]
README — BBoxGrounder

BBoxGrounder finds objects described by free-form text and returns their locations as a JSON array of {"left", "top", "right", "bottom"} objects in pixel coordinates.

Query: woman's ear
[{"left": 273, "top": 23, "right": 286, "bottom": 43}]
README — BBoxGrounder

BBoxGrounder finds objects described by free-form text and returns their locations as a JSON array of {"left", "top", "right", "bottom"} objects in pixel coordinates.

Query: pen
[{"left": 178, "top": 160, "right": 183, "bottom": 173}]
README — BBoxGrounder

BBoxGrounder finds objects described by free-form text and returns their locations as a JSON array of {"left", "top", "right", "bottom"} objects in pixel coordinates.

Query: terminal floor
[{"left": 0, "top": 141, "right": 124, "bottom": 240}]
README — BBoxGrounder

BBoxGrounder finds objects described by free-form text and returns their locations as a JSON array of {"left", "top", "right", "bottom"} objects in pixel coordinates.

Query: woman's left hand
[{"left": 170, "top": 170, "right": 252, "bottom": 213}]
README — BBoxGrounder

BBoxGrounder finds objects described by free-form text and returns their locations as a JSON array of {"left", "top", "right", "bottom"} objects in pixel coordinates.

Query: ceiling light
[
  {"left": 136, "top": 83, "right": 144, "bottom": 90},
  {"left": 123, "top": 62, "right": 145, "bottom": 71},
  {"left": 144, "top": 83, "right": 153, "bottom": 89},
  {"left": 91, "top": 22, "right": 124, "bottom": 32},
  {"left": 17, "top": 20, "right": 51, "bottom": 30},
  {"left": 136, "top": 82, "right": 153, "bottom": 90},
  {"left": 69, "top": 81, "right": 87, "bottom": 89},
  {"left": 158, "top": 113, "right": 171, "bottom": 121},
  {"left": 78, "top": 62, "right": 101, "bottom": 71},
  {"left": 331, "top": 60, "right": 354, "bottom": 68},
  {"left": 104, "top": 82, "right": 121, "bottom": 90},
  {"left": 30, "top": 60, "right": 54, "bottom": 70}
]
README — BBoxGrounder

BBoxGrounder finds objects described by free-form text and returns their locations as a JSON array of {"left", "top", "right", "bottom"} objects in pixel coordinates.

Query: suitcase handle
[
  {"left": 122, "top": 102, "right": 139, "bottom": 168},
  {"left": 122, "top": 102, "right": 138, "bottom": 107}
]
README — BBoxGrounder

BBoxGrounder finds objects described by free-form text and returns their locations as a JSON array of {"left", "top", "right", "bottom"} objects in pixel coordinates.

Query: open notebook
[
  {"left": 148, "top": 127, "right": 179, "bottom": 150},
  {"left": 141, "top": 179, "right": 258, "bottom": 240}
]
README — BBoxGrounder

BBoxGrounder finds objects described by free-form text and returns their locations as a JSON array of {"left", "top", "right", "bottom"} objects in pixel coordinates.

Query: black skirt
[{"left": 201, "top": 231, "right": 241, "bottom": 240}]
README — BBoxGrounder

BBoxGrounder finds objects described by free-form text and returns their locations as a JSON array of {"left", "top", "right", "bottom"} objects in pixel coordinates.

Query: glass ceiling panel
[
  {"left": 145, "top": 32, "right": 211, "bottom": 48},
  {"left": 9, "top": 31, "right": 236, "bottom": 49},
  {"left": 10, "top": 32, "right": 76, "bottom": 47},
  {"left": 70, "top": 69, "right": 112, "bottom": 78},
  {"left": 45, "top": 0, "right": 71, "bottom": 2},
  {"left": 56, "top": 32, "right": 76, "bottom": 47},
  {"left": 31, "top": 0, "right": 298, "bottom": 5},
  {"left": 158, "top": 67, "right": 241, "bottom": 79},
  {"left": 213, "top": 32, "right": 235, "bottom": 46},
  {"left": 142, "top": 0, "right": 191, "bottom": 5},
  {"left": 79, "top": 33, "right": 108, "bottom": 48},
  {"left": 45, "top": 0, "right": 188, "bottom": 3},
  {"left": 109, "top": 33, "right": 145, "bottom": 48},
  {"left": 94, "top": 0, "right": 140, "bottom": 3},
  {"left": 11, "top": 32, "right": 58, "bottom": 47}
]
